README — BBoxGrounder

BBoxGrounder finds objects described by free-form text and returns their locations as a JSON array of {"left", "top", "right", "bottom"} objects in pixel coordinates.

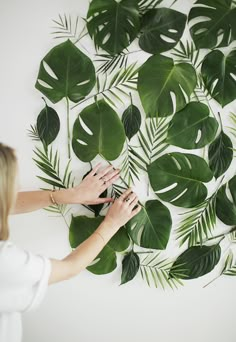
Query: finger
[
  {"left": 95, "top": 197, "right": 114, "bottom": 204},
  {"left": 119, "top": 188, "right": 133, "bottom": 201},
  {"left": 89, "top": 163, "right": 102, "bottom": 176},
  {"left": 125, "top": 192, "right": 137, "bottom": 205},
  {"left": 97, "top": 165, "right": 114, "bottom": 178},
  {"left": 130, "top": 197, "right": 139, "bottom": 208},
  {"left": 130, "top": 204, "right": 142, "bottom": 217},
  {"left": 102, "top": 168, "right": 120, "bottom": 182},
  {"left": 100, "top": 172, "right": 120, "bottom": 189}
]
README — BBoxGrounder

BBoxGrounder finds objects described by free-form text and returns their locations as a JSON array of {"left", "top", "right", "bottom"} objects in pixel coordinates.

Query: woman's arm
[
  {"left": 48, "top": 188, "right": 141, "bottom": 284},
  {"left": 11, "top": 163, "right": 120, "bottom": 214}
]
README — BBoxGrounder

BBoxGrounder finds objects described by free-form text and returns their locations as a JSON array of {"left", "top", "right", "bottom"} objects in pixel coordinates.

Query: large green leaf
[
  {"left": 122, "top": 104, "right": 141, "bottom": 141},
  {"left": 208, "top": 131, "right": 233, "bottom": 179},
  {"left": 69, "top": 215, "right": 130, "bottom": 275},
  {"left": 37, "top": 103, "right": 60, "bottom": 146},
  {"left": 166, "top": 102, "right": 218, "bottom": 149},
  {"left": 188, "top": 0, "right": 236, "bottom": 49},
  {"left": 139, "top": 8, "right": 187, "bottom": 54},
  {"left": 201, "top": 49, "right": 236, "bottom": 107},
  {"left": 216, "top": 175, "right": 236, "bottom": 226},
  {"left": 126, "top": 200, "right": 172, "bottom": 249},
  {"left": 169, "top": 244, "right": 221, "bottom": 280},
  {"left": 72, "top": 100, "right": 126, "bottom": 162},
  {"left": 147, "top": 152, "right": 213, "bottom": 208},
  {"left": 120, "top": 250, "right": 140, "bottom": 285},
  {"left": 35, "top": 40, "right": 95, "bottom": 103},
  {"left": 138, "top": 54, "right": 197, "bottom": 117},
  {"left": 87, "top": 0, "right": 140, "bottom": 55}
]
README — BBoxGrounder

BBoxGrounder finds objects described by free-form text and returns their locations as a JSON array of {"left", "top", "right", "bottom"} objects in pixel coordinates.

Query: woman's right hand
[{"left": 104, "top": 188, "right": 142, "bottom": 230}]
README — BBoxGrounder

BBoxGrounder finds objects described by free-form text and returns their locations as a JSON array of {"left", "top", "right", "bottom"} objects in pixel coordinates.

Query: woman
[{"left": 0, "top": 142, "right": 141, "bottom": 342}]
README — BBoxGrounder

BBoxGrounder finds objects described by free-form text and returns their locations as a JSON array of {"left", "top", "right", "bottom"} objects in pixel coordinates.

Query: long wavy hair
[{"left": 0, "top": 143, "right": 18, "bottom": 240}]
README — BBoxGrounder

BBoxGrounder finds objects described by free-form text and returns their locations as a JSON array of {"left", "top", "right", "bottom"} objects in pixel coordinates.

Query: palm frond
[
  {"left": 138, "top": 0, "right": 163, "bottom": 15},
  {"left": 27, "top": 124, "right": 41, "bottom": 142},
  {"left": 172, "top": 40, "right": 201, "bottom": 68},
  {"left": 138, "top": 116, "right": 170, "bottom": 166},
  {"left": 120, "top": 142, "right": 147, "bottom": 186},
  {"left": 222, "top": 250, "right": 236, "bottom": 276},
  {"left": 51, "top": 14, "right": 83, "bottom": 41},
  {"left": 176, "top": 191, "right": 218, "bottom": 247},
  {"left": 72, "top": 63, "right": 139, "bottom": 110},
  {"left": 95, "top": 52, "right": 129, "bottom": 74},
  {"left": 140, "top": 252, "right": 183, "bottom": 290},
  {"left": 33, "top": 145, "right": 74, "bottom": 215},
  {"left": 111, "top": 183, "right": 128, "bottom": 199}
]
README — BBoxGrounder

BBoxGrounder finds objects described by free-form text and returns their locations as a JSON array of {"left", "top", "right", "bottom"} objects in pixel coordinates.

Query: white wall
[{"left": 1, "top": 0, "right": 236, "bottom": 341}]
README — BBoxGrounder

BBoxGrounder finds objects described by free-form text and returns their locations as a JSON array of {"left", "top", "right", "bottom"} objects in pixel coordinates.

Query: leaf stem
[{"left": 66, "top": 97, "right": 71, "bottom": 158}]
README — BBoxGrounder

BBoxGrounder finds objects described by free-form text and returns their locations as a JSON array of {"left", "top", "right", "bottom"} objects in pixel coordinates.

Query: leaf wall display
[
  {"left": 138, "top": 54, "right": 197, "bottom": 117},
  {"left": 30, "top": 0, "right": 236, "bottom": 289}
]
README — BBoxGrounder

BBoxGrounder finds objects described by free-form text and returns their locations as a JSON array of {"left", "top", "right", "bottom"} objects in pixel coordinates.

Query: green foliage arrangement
[{"left": 29, "top": 0, "right": 236, "bottom": 289}]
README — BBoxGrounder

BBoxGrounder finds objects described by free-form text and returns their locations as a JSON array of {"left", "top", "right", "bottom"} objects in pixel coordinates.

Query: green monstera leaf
[
  {"left": 147, "top": 152, "right": 213, "bottom": 208},
  {"left": 126, "top": 200, "right": 172, "bottom": 249},
  {"left": 87, "top": 0, "right": 140, "bottom": 55},
  {"left": 69, "top": 215, "right": 130, "bottom": 275},
  {"left": 36, "top": 101, "right": 60, "bottom": 146},
  {"left": 138, "top": 54, "right": 197, "bottom": 117},
  {"left": 166, "top": 102, "right": 218, "bottom": 149},
  {"left": 72, "top": 100, "right": 126, "bottom": 162},
  {"left": 188, "top": 0, "right": 236, "bottom": 50},
  {"left": 208, "top": 131, "right": 233, "bottom": 179},
  {"left": 35, "top": 40, "right": 95, "bottom": 103},
  {"left": 201, "top": 49, "right": 236, "bottom": 107},
  {"left": 169, "top": 244, "right": 221, "bottom": 280},
  {"left": 216, "top": 175, "right": 236, "bottom": 226},
  {"left": 139, "top": 8, "right": 187, "bottom": 54}
]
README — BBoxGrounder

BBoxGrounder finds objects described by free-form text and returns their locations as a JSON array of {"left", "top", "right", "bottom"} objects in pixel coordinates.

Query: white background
[{"left": 1, "top": 0, "right": 236, "bottom": 341}]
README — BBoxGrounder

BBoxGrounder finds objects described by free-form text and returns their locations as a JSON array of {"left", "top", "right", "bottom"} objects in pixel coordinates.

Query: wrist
[{"left": 52, "top": 188, "right": 74, "bottom": 205}]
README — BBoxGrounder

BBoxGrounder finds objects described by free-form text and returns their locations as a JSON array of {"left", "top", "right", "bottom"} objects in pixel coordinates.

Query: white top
[{"left": 0, "top": 241, "right": 51, "bottom": 342}]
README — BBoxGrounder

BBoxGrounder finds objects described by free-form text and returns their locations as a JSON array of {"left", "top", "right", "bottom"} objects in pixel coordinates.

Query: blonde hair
[{"left": 0, "top": 143, "right": 18, "bottom": 240}]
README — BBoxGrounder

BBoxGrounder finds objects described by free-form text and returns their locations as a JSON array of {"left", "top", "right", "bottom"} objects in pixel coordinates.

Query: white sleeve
[{"left": 0, "top": 242, "right": 52, "bottom": 313}]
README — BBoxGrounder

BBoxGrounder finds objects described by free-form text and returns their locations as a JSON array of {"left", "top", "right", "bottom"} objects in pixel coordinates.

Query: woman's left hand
[{"left": 57, "top": 163, "right": 120, "bottom": 205}]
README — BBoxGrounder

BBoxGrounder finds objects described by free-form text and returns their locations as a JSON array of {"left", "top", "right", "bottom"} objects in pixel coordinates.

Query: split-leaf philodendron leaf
[
  {"left": 147, "top": 152, "right": 213, "bottom": 208},
  {"left": 188, "top": 0, "right": 236, "bottom": 50},
  {"left": 122, "top": 104, "right": 141, "bottom": 141},
  {"left": 166, "top": 102, "right": 218, "bottom": 149},
  {"left": 208, "top": 131, "right": 233, "bottom": 179},
  {"left": 120, "top": 250, "right": 140, "bottom": 285},
  {"left": 169, "top": 244, "right": 221, "bottom": 280},
  {"left": 35, "top": 40, "right": 96, "bottom": 103},
  {"left": 126, "top": 200, "right": 172, "bottom": 249},
  {"left": 216, "top": 175, "right": 236, "bottom": 226},
  {"left": 37, "top": 103, "right": 60, "bottom": 146},
  {"left": 201, "top": 49, "right": 236, "bottom": 107},
  {"left": 139, "top": 8, "right": 187, "bottom": 54},
  {"left": 87, "top": 0, "right": 140, "bottom": 55},
  {"left": 72, "top": 100, "right": 126, "bottom": 162},
  {"left": 69, "top": 215, "right": 130, "bottom": 274},
  {"left": 138, "top": 54, "right": 197, "bottom": 117}
]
